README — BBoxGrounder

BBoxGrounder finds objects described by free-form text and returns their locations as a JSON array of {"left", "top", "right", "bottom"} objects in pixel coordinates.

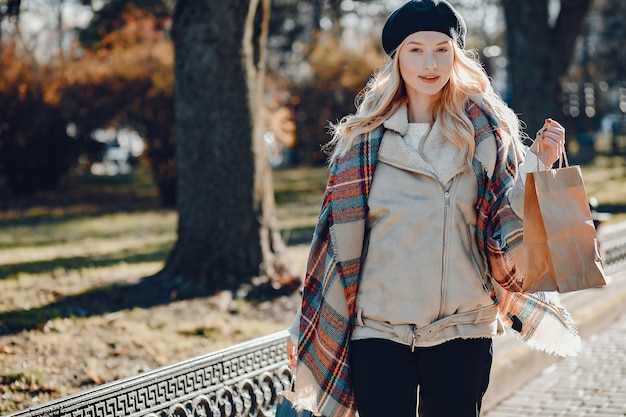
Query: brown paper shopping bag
[{"left": 522, "top": 148, "right": 607, "bottom": 293}]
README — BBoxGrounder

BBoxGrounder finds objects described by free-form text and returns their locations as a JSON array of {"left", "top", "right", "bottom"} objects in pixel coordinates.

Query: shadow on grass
[
  {"left": 0, "top": 250, "right": 300, "bottom": 336},
  {"left": 0, "top": 171, "right": 163, "bottom": 229},
  {"left": 282, "top": 225, "right": 315, "bottom": 246},
  {"left": 0, "top": 266, "right": 298, "bottom": 336},
  {"left": 0, "top": 227, "right": 173, "bottom": 250},
  {"left": 0, "top": 273, "right": 189, "bottom": 335},
  {"left": 0, "top": 243, "right": 174, "bottom": 280}
]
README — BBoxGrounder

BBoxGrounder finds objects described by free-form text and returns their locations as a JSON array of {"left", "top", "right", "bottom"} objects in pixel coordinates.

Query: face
[{"left": 398, "top": 31, "right": 454, "bottom": 104}]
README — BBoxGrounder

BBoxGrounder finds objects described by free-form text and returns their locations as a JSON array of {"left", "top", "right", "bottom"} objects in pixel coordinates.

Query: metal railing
[
  {"left": 5, "top": 221, "right": 626, "bottom": 417},
  {"left": 601, "top": 221, "right": 626, "bottom": 272},
  {"left": 5, "top": 331, "right": 292, "bottom": 417}
]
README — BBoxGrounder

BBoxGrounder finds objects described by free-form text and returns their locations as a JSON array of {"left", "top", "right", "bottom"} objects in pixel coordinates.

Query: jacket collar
[
  {"left": 383, "top": 104, "right": 410, "bottom": 136},
  {"left": 381, "top": 103, "right": 496, "bottom": 179}
]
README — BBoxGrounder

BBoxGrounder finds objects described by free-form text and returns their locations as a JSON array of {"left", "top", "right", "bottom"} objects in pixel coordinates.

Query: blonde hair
[{"left": 326, "top": 39, "right": 524, "bottom": 166}]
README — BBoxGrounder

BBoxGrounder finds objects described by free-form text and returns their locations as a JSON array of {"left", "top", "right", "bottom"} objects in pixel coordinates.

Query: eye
[
  {"left": 409, "top": 47, "right": 422, "bottom": 53},
  {"left": 437, "top": 47, "right": 449, "bottom": 53}
]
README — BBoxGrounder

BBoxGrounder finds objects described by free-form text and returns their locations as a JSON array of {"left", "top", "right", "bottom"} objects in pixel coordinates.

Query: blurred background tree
[
  {"left": 590, "top": 0, "right": 626, "bottom": 88},
  {"left": 64, "top": 1, "right": 176, "bottom": 206},
  {"left": 0, "top": 0, "right": 177, "bottom": 204},
  {"left": 561, "top": 0, "right": 626, "bottom": 151},
  {"left": 0, "top": 42, "right": 78, "bottom": 195},
  {"left": 502, "top": 0, "right": 594, "bottom": 141}
]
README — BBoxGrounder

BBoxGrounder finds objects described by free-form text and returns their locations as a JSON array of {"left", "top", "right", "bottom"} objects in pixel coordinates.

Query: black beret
[{"left": 382, "top": 0, "right": 467, "bottom": 55}]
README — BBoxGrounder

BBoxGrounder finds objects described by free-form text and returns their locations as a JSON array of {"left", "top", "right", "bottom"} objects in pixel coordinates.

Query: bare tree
[
  {"left": 160, "top": 0, "right": 294, "bottom": 297},
  {"left": 501, "top": 0, "right": 593, "bottom": 136}
]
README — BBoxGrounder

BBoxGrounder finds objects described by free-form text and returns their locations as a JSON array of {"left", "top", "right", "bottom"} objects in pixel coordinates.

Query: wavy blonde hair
[{"left": 326, "top": 38, "right": 524, "bottom": 166}]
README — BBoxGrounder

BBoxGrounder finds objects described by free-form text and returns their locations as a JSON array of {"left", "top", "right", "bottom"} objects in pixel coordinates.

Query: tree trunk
[
  {"left": 246, "top": 0, "right": 294, "bottom": 288},
  {"left": 159, "top": 0, "right": 294, "bottom": 297},
  {"left": 502, "top": 0, "right": 593, "bottom": 138}
]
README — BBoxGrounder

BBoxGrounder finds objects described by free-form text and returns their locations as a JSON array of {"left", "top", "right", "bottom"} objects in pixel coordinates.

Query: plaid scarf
[{"left": 294, "top": 100, "right": 580, "bottom": 417}]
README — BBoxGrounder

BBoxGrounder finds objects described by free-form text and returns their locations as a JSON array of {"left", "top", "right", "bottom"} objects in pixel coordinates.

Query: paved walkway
[{"left": 484, "top": 311, "right": 626, "bottom": 417}]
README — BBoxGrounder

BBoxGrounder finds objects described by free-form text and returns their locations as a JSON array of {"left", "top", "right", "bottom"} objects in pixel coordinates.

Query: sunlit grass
[
  {"left": 0, "top": 211, "right": 176, "bottom": 252},
  {"left": 580, "top": 149, "right": 626, "bottom": 225},
  {"left": 0, "top": 211, "right": 177, "bottom": 280},
  {"left": 581, "top": 157, "right": 626, "bottom": 203},
  {"left": 0, "top": 166, "right": 328, "bottom": 280},
  {"left": 273, "top": 165, "right": 327, "bottom": 243}
]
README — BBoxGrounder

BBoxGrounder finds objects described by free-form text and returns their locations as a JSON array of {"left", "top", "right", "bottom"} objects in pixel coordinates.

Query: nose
[{"left": 425, "top": 51, "right": 437, "bottom": 69}]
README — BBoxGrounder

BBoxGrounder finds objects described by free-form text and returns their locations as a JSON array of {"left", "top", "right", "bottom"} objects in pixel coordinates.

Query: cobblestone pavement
[{"left": 484, "top": 312, "right": 626, "bottom": 417}]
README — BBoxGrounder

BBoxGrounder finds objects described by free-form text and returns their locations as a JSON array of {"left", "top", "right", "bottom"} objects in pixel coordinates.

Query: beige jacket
[
  {"left": 352, "top": 105, "right": 527, "bottom": 348},
  {"left": 288, "top": 105, "right": 535, "bottom": 346}
]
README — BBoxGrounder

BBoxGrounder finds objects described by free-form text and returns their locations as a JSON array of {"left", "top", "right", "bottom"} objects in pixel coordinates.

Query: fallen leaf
[
  {"left": 86, "top": 371, "right": 102, "bottom": 385},
  {"left": 0, "top": 345, "right": 14, "bottom": 354}
]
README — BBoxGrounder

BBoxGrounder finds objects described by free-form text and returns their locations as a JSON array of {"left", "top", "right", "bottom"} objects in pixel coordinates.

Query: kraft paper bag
[{"left": 522, "top": 151, "right": 607, "bottom": 293}]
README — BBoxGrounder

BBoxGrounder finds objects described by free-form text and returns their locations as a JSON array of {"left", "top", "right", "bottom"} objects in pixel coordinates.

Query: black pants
[{"left": 350, "top": 337, "right": 493, "bottom": 417}]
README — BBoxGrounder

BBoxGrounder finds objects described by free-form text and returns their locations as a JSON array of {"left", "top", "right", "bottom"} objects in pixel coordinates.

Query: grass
[
  {"left": 576, "top": 134, "right": 626, "bottom": 224},
  {"left": 274, "top": 165, "right": 328, "bottom": 244},
  {"left": 0, "top": 149, "right": 624, "bottom": 414},
  {"left": 0, "top": 212, "right": 176, "bottom": 280}
]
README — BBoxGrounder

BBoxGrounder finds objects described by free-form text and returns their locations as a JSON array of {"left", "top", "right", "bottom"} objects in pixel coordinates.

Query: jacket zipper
[
  {"left": 438, "top": 181, "right": 455, "bottom": 319},
  {"left": 411, "top": 179, "right": 454, "bottom": 350}
]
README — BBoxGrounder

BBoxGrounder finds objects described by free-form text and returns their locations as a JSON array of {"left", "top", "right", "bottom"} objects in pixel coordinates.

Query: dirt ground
[{"left": 0, "top": 245, "right": 310, "bottom": 415}]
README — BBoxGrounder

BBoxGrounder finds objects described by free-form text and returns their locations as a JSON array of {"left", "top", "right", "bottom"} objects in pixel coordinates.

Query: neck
[{"left": 406, "top": 94, "right": 439, "bottom": 123}]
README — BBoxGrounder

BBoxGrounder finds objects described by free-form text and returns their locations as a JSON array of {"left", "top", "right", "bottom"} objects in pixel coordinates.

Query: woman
[{"left": 286, "top": 1, "right": 580, "bottom": 416}]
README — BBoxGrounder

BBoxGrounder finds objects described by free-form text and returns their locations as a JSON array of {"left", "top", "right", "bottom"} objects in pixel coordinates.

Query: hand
[
  {"left": 286, "top": 338, "right": 297, "bottom": 371},
  {"left": 529, "top": 118, "right": 565, "bottom": 166}
]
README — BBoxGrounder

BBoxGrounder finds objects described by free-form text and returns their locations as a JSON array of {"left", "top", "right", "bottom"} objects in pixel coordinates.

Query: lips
[{"left": 420, "top": 75, "right": 440, "bottom": 83}]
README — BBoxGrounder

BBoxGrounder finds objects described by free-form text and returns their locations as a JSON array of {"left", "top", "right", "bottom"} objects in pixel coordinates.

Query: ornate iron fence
[{"left": 5, "top": 331, "right": 292, "bottom": 417}]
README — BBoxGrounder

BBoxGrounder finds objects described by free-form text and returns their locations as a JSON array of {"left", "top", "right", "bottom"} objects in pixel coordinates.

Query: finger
[
  {"left": 542, "top": 123, "right": 563, "bottom": 139},
  {"left": 541, "top": 129, "right": 563, "bottom": 142},
  {"left": 545, "top": 119, "right": 564, "bottom": 130},
  {"left": 543, "top": 134, "right": 564, "bottom": 149},
  {"left": 540, "top": 132, "right": 560, "bottom": 143},
  {"left": 543, "top": 122, "right": 565, "bottom": 137}
]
